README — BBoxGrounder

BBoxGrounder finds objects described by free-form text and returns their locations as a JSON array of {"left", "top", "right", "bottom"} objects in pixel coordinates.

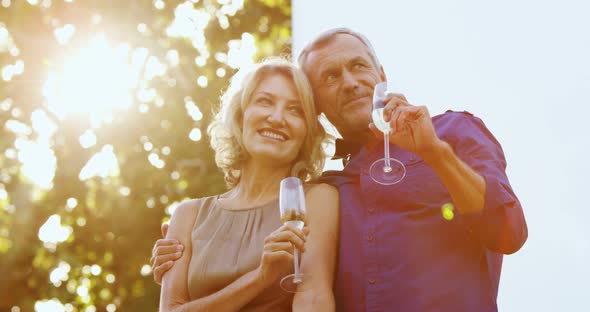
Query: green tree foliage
[{"left": 0, "top": 0, "right": 291, "bottom": 310}]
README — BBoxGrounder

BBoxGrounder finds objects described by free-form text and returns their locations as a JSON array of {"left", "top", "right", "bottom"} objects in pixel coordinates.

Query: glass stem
[
  {"left": 293, "top": 247, "right": 301, "bottom": 283},
  {"left": 383, "top": 131, "right": 392, "bottom": 172}
]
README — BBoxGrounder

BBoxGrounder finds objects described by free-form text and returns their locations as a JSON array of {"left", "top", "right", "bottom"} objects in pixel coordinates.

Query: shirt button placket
[{"left": 361, "top": 165, "right": 380, "bottom": 311}]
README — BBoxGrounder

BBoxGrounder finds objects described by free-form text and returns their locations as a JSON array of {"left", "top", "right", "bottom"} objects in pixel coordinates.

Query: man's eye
[{"left": 354, "top": 63, "right": 366, "bottom": 70}]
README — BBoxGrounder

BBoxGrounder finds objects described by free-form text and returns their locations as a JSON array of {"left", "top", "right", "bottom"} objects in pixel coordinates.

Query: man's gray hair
[{"left": 297, "top": 27, "right": 382, "bottom": 72}]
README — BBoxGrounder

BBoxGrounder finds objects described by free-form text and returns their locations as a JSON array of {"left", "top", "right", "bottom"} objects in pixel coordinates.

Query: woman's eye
[
  {"left": 256, "top": 98, "right": 272, "bottom": 105},
  {"left": 325, "top": 72, "right": 338, "bottom": 83},
  {"left": 289, "top": 106, "right": 304, "bottom": 115},
  {"left": 327, "top": 74, "right": 336, "bottom": 81}
]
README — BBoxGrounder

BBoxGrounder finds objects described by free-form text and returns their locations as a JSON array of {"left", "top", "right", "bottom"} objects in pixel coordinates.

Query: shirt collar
[{"left": 332, "top": 138, "right": 364, "bottom": 162}]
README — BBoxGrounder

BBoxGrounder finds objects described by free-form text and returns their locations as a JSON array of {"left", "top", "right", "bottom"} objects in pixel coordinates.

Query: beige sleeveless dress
[{"left": 187, "top": 193, "right": 298, "bottom": 311}]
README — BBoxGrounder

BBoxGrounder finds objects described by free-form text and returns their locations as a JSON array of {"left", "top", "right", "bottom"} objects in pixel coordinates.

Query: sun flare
[{"left": 41, "top": 34, "right": 149, "bottom": 125}]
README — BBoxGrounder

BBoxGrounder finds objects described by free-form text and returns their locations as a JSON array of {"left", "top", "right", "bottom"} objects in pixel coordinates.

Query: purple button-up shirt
[{"left": 320, "top": 111, "right": 528, "bottom": 312}]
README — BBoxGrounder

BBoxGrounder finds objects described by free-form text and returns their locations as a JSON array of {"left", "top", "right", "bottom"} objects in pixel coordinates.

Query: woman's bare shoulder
[
  {"left": 304, "top": 183, "right": 338, "bottom": 197},
  {"left": 168, "top": 196, "right": 214, "bottom": 229}
]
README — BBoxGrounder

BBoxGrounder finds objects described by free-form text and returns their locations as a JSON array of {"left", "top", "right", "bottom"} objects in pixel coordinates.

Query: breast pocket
[{"left": 371, "top": 155, "right": 449, "bottom": 213}]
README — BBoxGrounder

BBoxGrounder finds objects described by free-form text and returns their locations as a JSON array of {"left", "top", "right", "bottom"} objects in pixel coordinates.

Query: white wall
[{"left": 293, "top": 0, "right": 590, "bottom": 311}]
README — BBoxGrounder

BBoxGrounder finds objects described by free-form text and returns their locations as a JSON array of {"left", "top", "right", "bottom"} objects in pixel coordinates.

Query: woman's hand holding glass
[{"left": 258, "top": 223, "right": 308, "bottom": 287}]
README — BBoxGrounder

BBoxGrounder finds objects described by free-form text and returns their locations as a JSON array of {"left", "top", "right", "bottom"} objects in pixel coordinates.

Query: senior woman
[{"left": 158, "top": 57, "right": 339, "bottom": 311}]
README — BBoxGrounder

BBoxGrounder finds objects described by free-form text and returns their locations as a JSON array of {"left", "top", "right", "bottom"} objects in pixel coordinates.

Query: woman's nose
[{"left": 267, "top": 106, "right": 286, "bottom": 126}]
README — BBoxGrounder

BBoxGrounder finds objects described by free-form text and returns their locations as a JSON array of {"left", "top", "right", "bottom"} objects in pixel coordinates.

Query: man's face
[{"left": 304, "top": 34, "right": 385, "bottom": 141}]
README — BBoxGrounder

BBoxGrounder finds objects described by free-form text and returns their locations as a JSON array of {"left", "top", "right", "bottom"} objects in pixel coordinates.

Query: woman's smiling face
[{"left": 241, "top": 72, "right": 307, "bottom": 166}]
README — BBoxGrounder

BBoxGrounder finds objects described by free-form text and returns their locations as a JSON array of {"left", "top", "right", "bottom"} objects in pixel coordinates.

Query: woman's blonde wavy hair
[{"left": 208, "top": 57, "right": 329, "bottom": 188}]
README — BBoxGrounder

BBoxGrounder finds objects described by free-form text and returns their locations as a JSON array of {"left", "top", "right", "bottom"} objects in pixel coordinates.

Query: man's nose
[{"left": 341, "top": 69, "right": 359, "bottom": 91}]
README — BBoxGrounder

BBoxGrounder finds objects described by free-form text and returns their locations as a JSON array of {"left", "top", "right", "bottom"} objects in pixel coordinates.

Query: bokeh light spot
[
  {"left": 79, "top": 145, "right": 120, "bottom": 180},
  {"left": 106, "top": 303, "right": 117, "bottom": 312},
  {"left": 185, "top": 99, "right": 203, "bottom": 120},
  {"left": 148, "top": 153, "right": 165, "bottom": 169},
  {"left": 34, "top": 299, "right": 65, "bottom": 312},
  {"left": 189, "top": 128, "right": 202, "bottom": 141},
  {"left": 140, "top": 264, "right": 151, "bottom": 276},
  {"left": 441, "top": 203, "right": 455, "bottom": 221},
  {"left": 54, "top": 24, "right": 75, "bottom": 45},
  {"left": 49, "top": 261, "right": 71, "bottom": 287},
  {"left": 66, "top": 197, "right": 78, "bottom": 211},
  {"left": 79, "top": 130, "right": 97, "bottom": 148},
  {"left": 105, "top": 274, "right": 115, "bottom": 284},
  {"left": 90, "top": 264, "right": 102, "bottom": 276},
  {"left": 38, "top": 215, "right": 72, "bottom": 248}
]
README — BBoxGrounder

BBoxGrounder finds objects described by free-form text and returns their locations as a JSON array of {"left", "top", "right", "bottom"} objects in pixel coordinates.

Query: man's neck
[{"left": 341, "top": 129, "right": 378, "bottom": 150}]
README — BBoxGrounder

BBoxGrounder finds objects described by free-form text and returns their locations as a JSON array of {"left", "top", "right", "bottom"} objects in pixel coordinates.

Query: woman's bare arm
[{"left": 293, "top": 183, "right": 339, "bottom": 311}]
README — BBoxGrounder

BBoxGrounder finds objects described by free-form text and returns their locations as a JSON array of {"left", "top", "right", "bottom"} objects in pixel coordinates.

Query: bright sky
[{"left": 293, "top": 0, "right": 590, "bottom": 311}]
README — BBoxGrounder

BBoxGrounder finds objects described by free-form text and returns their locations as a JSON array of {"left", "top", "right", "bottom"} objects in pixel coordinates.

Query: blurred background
[{"left": 0, "top": 0, "right": 291, "bottom": 311}]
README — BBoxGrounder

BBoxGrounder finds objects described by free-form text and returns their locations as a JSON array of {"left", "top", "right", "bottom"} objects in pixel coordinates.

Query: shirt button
[
  {"left": 366, "top": 235, "right": 374, "bottom": 241},
  {"left": 368, "top": 279, "right": 376, "bottom": 284},
  {"left": 367, "top": 207, "right": 375, "bottom": 214}
]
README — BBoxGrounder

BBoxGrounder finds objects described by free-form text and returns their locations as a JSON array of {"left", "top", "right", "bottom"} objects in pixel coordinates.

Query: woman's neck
[{"left": 229, "top": 160, "right": 291, "bottom": 207}]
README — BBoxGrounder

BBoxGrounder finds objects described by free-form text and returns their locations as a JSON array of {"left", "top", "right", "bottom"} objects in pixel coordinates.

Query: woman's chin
[{"left": 249, "top": 151, "right": 296, "bottom": 168}]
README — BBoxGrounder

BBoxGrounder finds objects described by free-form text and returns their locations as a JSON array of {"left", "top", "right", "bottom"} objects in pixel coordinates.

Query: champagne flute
[
  {"left": 278, "top": 177, "right": 311, "bottom": 293},
  {"left": 369, "top": 81, "right": 406, "bottom": 185}
]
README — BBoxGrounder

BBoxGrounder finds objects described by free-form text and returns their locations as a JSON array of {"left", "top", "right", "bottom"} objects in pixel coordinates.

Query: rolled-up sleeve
[{"left": 442, "top": 112, "right": 528, "bottom": 254}]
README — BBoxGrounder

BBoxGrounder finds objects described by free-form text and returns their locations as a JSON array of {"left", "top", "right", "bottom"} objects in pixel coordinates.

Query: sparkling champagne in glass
[
  {"left": 278, "top": 177, "right": 311, "bottom": 293},
  {"left": 369, "top": 81, "right": 406, "bottom": 185}
]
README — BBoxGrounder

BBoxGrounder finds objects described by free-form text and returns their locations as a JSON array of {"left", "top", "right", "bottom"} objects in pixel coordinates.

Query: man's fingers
[
  {"left": 390, "top": 107, "right": 402, "bottom": 133},
  {"left": 391, "top": 106, "right": 417, "bottom": 133},
  {"left": 153, "top": 261, "right": 173, "bottom": 285},
  {"left": 152, "top": 241, "right": 181, "bottom": 260},
  {"left": 151, "top": 239, "right": 179, "bottom": 261},
  {"left": 383, "top": 94, "right": 409, "bottom": 122},
  {"left": 153, "top": 251, "right": 182, "bottom": 267},
  {"left": 161, "top": 223, "right": 169, "bottom": 238},
  {"left": 395, "top": 108, "right": 409, "bottom": 132},
  {"left": 156, "top": 244, "right": 184, "bottom": 258},
  {"left": 153, "top": 239, "right": 180, "bottom": 249}
]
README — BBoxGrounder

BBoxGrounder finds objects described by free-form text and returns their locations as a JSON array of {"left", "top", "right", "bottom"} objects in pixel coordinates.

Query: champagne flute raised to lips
[
  {"left": 369, "top": 81, "right": 406, "bottom": 185},
  {"left": 278, "top": 177, "right": 312, "bottom": 293}
]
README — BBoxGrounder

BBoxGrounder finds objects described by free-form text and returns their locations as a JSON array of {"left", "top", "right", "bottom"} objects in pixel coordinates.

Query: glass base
[
  {"left": 280, "top": 273, "right": 312, "bottom": 293},
  {"left": 369, "top": 158, "right": 406, "bottom": 185}
]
